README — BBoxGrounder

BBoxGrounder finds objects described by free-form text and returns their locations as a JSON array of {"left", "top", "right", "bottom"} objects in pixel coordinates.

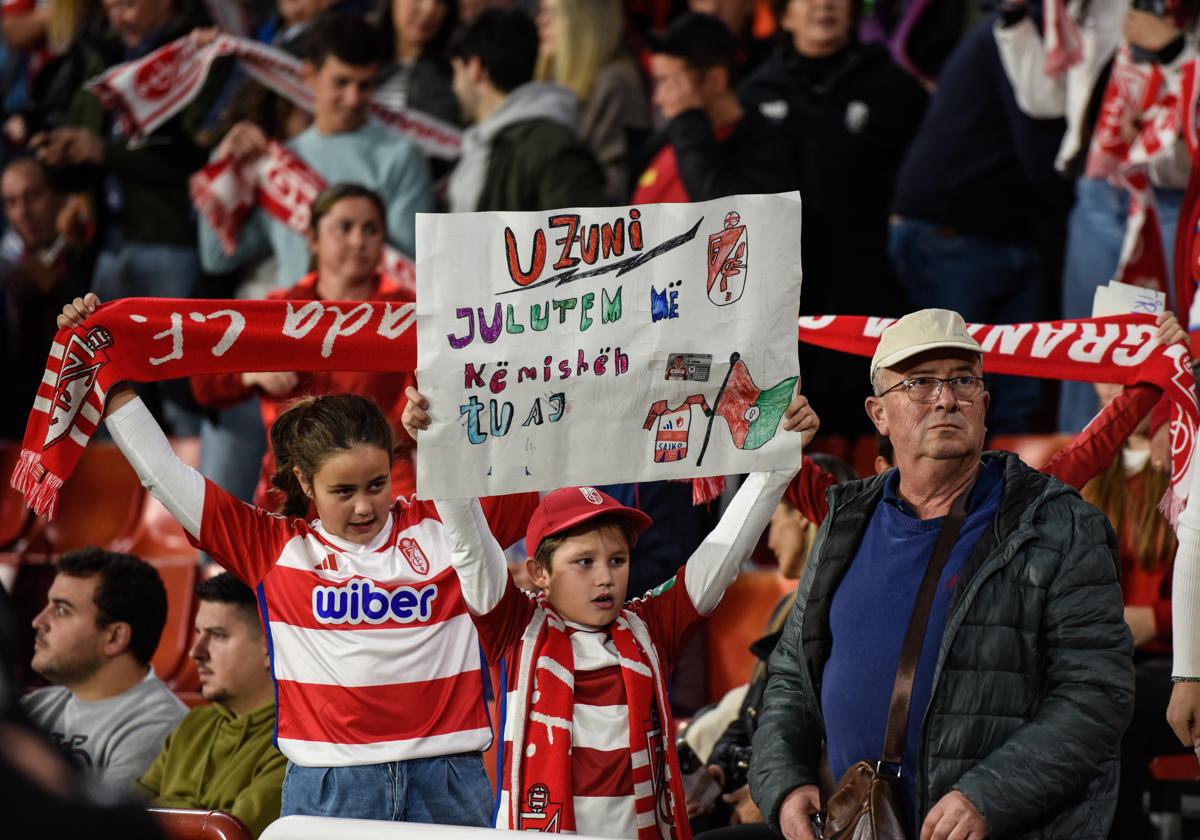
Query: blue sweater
[
  {"left": 821, "top": 458, "right": 1004, "bottom": 828},
  {"left": 197, "top": 120, "right": 434, "bottom": 287}
]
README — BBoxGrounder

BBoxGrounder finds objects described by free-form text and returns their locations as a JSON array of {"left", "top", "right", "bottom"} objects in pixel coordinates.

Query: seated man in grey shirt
[{"left": 22, "top": 547, "right": 186, "bottom": 796}]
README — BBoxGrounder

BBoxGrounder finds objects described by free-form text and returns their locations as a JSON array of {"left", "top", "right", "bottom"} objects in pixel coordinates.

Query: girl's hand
[
  {"left": 401, "top": 386, "right": 430, "bottom": 441},
  {"left": 782, "top": 394, "right": 820, "bottom": 449},
  {"left": 57, "top": 293, "right": 100, "bottom": 330}
]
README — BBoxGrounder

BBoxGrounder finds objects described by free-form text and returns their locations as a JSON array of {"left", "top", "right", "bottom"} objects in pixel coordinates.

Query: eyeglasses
[{"left": 877, "top": 375, "right": 987, "bottom": 403}]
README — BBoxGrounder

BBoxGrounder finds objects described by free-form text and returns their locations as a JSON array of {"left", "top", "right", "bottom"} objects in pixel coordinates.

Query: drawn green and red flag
[{"left": 715, "top": 358, "right": 797, "bottom": 449}]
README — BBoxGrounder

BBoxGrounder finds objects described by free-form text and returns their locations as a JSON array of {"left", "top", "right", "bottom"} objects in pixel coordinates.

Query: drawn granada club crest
[
  {"left": 706, "top": 210, "right": 748, "bottom": 306},
  {"left": 45, "top": 327, "right": 113, "bottom": 449}
]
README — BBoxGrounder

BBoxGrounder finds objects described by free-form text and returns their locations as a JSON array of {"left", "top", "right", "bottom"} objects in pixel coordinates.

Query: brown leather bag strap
[{"left": 879, "top": 478, "right": 975, "bottom": 769}]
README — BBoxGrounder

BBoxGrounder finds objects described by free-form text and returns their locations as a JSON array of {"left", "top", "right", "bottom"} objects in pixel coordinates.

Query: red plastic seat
[
  {"left": 987, "top": 434, "right": 1075, "bottom": 470},
  {"left": 706, "top": 570, "right": 797, "bottom": 702},
  {"left": 33, "top": 444, "right": 144, "bottom": 554},
  {"left": 149, "top": 809, "right": 252, "bottom": 840},
  {"left": 149, "top": 556, "right": 198, "bottom": 686},
  {"left": 1151, "top": 754, "right": 1200, "bottom": 781}
]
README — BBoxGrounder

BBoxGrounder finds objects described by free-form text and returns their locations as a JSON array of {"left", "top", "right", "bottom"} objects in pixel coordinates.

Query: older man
[{"left": 749, "top": 309, "right": 1134, "bottom": 840}]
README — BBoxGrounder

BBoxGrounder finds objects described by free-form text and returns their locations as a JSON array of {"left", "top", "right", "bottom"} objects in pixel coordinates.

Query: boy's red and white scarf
[
  {"left": 85, "top": 32, "right": 462, "bottom": 160},
  {"left": 795, "top": 313, "right": 1199, "bottom": 522},
  {"left": 189, "top": 140, "right": 416, "bottom": 295},
  {"left": 503, "top": 599, "right": 689, "bottom": 839},
  {"left": 10, "top": 297, "right": 416, "bottom": 518}
]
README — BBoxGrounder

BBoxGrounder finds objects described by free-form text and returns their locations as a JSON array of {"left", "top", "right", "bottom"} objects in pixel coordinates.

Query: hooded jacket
[
  {"left": 749, "top": 452, "right": 1134, "bottom": 840},
  {"left": 448, "top": 81, "right": 606, "bottom": 212},
  {"left": 134, "top": 702, "right": 285, "bottom": 838}
]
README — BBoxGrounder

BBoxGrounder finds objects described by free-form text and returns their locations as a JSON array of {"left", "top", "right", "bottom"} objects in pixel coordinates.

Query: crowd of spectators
[{"left": 4, "top": 0, "right": 1200, "bottom": 839}]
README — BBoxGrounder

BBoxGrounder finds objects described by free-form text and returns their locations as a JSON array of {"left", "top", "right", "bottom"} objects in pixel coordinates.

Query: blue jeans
[
  {"left": 1058, "top": 177, "right": 1184, "bottom": 432},
  {"left": 199, "top": 397, "right": 266, "bottom": 503},
  {"left": 280, "top": 753, "right": 493, "bottom": 825},
  {"left": 889, "top": 218, "right": 1046, "bottom": 434}
]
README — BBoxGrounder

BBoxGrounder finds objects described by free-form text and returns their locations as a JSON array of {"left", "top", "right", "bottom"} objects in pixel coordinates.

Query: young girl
[
  {"left": 192, "top": 183, "right": 419, "bottom": 508},
  {"left": 57, "top": 294, "right": 536, "bottom": 825}
]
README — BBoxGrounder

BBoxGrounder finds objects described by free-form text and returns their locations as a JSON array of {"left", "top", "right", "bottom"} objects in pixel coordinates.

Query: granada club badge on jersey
[
  {"left": 399, "top": 537, "right": 430, "bottom": 575},
  {"left": 706, "top": 210, "right": 748, "bottom": 306},
  {"left": 45, "top": 327, "right": 113, "bottom": 449},
  {"left": 519, "top": 783, "right": 563, "bottom": 832}
]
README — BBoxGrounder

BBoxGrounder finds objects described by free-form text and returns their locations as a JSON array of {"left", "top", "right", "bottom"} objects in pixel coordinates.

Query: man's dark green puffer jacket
[{"left": 749, "top": 451, "right": 1134, "bottom": 839}]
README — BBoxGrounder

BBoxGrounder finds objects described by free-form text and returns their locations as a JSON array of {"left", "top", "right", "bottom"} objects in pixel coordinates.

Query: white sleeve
[
  {"left": 1174, "top": 464, "right": 1200, "bottom": 677},
  {"left": 993, "top": 17, "right": 1069, "bottom": 119},
  {"left": 435, "top": 497, "right": 509, "bottom": 615},
  {"left": 105, "top": 397, "right": 205, "bottom": 539},
  {"left": 684, "top": 469, "right": 797, "bottom": 615}
]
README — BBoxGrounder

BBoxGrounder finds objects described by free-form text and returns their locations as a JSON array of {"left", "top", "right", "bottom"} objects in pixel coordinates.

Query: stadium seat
[
  {"left": 150, "top": 556, "right": 199, "bottom": 687},
  {"left": 30, "top": 444, "right": 144, "bottom": 554},
  {"left": 1148, "top": 754, "right": 1200, "bottom": 838},
  {"left": 0, "top": 443, "right": 33, "bottom": 550},
  {"left": 149, "top": 808, "right": 253, "bottom": 840},
  {"left": 987, "top": 434, "right": 1074, "bottom": 470},
  {"left": 705, "top": 571, "right": 797, "bottom": 702}
]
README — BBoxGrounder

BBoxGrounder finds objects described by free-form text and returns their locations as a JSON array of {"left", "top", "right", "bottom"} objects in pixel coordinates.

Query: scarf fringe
[
  {"left": 1160, "top": 487, "right": 1186, "bottom": 529},
  {"left": 10, "top": 449, "right": 61, "bottom": 519},
  {"left": 691, "top": 475, "right": 725, "bottom": 506}
]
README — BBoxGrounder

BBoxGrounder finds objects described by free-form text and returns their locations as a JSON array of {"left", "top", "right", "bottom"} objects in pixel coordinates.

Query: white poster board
[{"left": 415, "top": 192, "right": 803, "bottom": 499}]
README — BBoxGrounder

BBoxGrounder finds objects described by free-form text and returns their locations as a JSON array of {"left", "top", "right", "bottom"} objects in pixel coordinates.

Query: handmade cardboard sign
[{"left": 415, "top": 193, "right": 803, "bottom": 498}]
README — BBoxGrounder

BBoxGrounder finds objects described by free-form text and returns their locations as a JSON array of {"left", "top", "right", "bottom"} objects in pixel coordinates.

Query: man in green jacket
[
  {"left": 749, "top": 309, "right": 1134, "bottom": 840},
  {"left": 134, "top": 573, "right": 283, "bottom": 838}
]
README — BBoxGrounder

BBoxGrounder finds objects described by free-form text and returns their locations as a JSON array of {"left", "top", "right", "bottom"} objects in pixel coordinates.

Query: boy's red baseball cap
[{"left": 525, "top": 487, "right": 653, "bottom": 558}]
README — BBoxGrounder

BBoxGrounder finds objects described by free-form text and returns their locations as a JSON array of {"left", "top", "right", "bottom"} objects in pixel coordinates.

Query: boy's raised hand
[
  {"left": 782, "top": 393, "right": 820, "bottom": 449},
  {"left": 401, "top": 386, "right": 431, "bottom": 441},
  {"left": 58, "top": 292, "right": 100, "bottom": 330}
]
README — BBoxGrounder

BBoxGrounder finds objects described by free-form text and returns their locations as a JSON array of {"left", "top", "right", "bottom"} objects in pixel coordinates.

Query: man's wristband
[{"left": 1172, "top": 676, "right": 1200, "bottom": 683}]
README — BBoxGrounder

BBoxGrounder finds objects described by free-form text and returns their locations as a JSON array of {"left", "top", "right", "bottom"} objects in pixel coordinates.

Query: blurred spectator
[
  {"left": 632, "top": 12, "right": 793, "bottom": 204},
  {"left": 134, "top": 573, "right": 284, "bottom": 838},
  {"left": 192, "top": 183, "right": 418, "bottom": 508},
  {"left": 992, "top": 1, "right": 1199, "bottom": 431},
  {"left": 0, "top": 156, "right": 92, "bottom": 439},
  {"left": 535, "top": 0, "right": 651, "bottom": 201},
  {"left": 447, "top": 8, "right": 607, "bottom": 211},
  {"left": 459, "top": 0, "right": 511, "bottom": 21},
  {"left": 255, "top": 0, "right": 335, "bottom": 51},
  {"left": 375, "top": 0, "right": 462, "bottom": 125},
  {"left": 22, "top": 548, "right": 186, "bottom": 796},
  {"left": 1083, "top": 382, "right": 1190, "bottom": 838},
  {"left": 198, "top": 11, "right": 433, "bottom": 285},
  {"left": 888, "top": 13, "right": 1072, "bottom": 434},
  {"left": 32, "top": 0, "right": 221, "bottom": 303},
  {"left": 689, "top": 0, "right": 774, "bottom": 74},
  {"left": 741, "top": 0, "right": 926, "bottom": 438}
]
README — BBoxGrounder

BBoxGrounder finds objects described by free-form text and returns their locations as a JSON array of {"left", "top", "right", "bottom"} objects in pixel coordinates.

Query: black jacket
[
  {"left": 749, "top": 453, "right": 1134, "bottom": 839},
  {"left": 631, "top": 107, "right": 796, "bottom": 202}
]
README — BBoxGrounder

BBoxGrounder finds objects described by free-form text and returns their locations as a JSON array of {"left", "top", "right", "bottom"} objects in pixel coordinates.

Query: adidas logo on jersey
[{"left": 312, "top": 578, "right": 438, "bottom": 625}]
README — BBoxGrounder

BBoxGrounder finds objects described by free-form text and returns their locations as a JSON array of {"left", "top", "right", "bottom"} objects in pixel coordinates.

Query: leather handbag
[{"left": 819, "top": 482, "right": 973, "bottom": 840}]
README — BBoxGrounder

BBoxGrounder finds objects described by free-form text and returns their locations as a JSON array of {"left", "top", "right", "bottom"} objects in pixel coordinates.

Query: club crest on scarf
[
  {"left": 133, "top": 39, "right": 190, "bottom": 101},
  {"left": 45, "top": 327, "right": 112, "bottom": 449},
  {"left": 519, "top": 782, "right": 564, "bottom": 832}
]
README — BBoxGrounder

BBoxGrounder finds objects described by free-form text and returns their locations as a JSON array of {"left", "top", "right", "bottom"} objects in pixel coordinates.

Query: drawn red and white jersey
[
  {"left": 192, "top": 480, "right": 535, "bottom": 767},
  {"left": 643, "top": 395, "right": 711, "bottom": 463}
]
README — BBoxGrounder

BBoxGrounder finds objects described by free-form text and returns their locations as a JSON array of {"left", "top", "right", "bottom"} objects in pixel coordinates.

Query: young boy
[{"left": 402, "top": 387, "right": 818, "bottom": 839}]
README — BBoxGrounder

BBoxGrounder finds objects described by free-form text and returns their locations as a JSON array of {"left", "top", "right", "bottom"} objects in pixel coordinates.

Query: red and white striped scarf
[
  {"left": 189, "top": 140, "right": 416, "bottom": 295},
  {"left": 86, "top": 32, "right": 462, "bottom": 160},
  {"left": 503, "top": 599, "right": 689, "bottom": 839},
  {"left": 795, "top": 313, "right": 1199, "bottom": 522},
  {"left": 1044, "top": 0, "right": 1084, "bottom": 77},
  {"left": 10, "top": 297, "right": 415, "bottom": 518}
]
